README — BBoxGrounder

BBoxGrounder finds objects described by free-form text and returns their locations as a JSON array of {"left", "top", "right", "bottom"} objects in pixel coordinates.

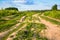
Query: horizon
[{"left": 0, "top": 0, "right": 60, "bottom": 11}]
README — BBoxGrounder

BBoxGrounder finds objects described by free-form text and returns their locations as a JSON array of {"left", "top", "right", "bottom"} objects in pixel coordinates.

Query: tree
[
  {"left": 52, "top": 4, "right": 57, "bottom": 10},
  {"left": 5, "top": 7, "right": 18, "bottom": 11}
]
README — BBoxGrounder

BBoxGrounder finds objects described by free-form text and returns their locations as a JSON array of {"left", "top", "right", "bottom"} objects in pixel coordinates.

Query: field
[{"left": 0, "top": 9, "right": 60, "bottom": 40}]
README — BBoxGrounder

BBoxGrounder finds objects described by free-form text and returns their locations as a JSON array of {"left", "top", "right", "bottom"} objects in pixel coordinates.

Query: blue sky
[{"left": 0, "top": 0, "right": 60, "bottom": 11}]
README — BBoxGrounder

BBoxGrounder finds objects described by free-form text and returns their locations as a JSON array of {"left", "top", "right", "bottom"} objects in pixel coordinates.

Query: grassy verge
[
  {"left": 40, "top": 16, "right": 60, "bottom": 25},
  {"left": 2, "top": 22, "right": 25, "bottom": 40},
  {"left": 12, "top": 23, "right": 47, "bottom": 40},
  {"left": 0, "top": 14, "right": 24, "bottom": 32}
]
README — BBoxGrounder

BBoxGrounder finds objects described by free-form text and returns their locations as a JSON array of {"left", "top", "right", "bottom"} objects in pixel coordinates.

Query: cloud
[
  {"left": 12, "top": 0, "right": 35, "bottom": 5},
  {"left": 13, "top": 0, "right": 26, "bottom": 4},
  {"left": 24, "top": 0, "right": 35, "bottom": 5},
  {"left": 0, "top": 0, "right": 60, "bottom": 11}
]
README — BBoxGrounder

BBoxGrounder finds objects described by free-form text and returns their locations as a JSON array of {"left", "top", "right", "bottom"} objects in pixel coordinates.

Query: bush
[{"left": 5, "top": 7, "right": 18, "bottom": 11}]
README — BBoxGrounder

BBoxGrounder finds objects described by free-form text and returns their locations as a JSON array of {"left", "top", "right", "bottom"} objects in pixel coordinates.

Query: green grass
[
  {"left": 26, "top": 23, "right": 46, "bottom": 30},
  {"left": 2, "top": 22, "right": 25, "bottom": 40},
  {"left": 0, "top": 14, "right": 25, "bottom": 32},
  {"left": 0, "top": 10, "right": 18, "bottom": 18},
  {"left": 40, "top": 16, "right": 60, "bottom": 25},
  {"left": 44, "top": 11, "right": 60, "bottom": 20},
  {"left": 12, "top": 23, "right": 47, "bottom": 40},
  {"left": 0, "top": 15, "right": 18, "bottom": 25},
  {"left": 0, "top": 9, "right": 48, "bottom": 40},
  {"left": 0, "top": 20, "right": 16, "bottom": 32}
]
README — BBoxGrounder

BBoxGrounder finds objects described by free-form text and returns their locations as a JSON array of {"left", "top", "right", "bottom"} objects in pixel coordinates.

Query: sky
[{"left": 0, "top": 0, "right": 60, "bottom": 11}]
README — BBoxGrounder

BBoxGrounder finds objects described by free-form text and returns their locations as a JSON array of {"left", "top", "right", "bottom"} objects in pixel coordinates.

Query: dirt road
[
  {"left": 7, "top": 24, "right": 27, "bottom": 40},
  {"left": 0, "top": 16, "right": 26, "bottom": 39},
  {"left": 39, "top": 16, "right": 60, "bottom": 40}
]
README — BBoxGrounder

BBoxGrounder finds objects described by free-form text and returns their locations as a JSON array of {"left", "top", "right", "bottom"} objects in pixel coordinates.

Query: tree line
[{"left": 4, "top": 4, "right": 58, "bottom": 11}]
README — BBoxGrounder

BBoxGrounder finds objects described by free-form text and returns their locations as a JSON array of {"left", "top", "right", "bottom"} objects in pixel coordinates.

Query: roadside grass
[
  {"left": 0, "top": 14, "right": 24, "bottom": 32},
  {"left": 0, "top": 20, "right": 18, "bottom": 32},
  {"left": 12, "top": 23, "right": 47, "bottom": 40},
  {"left": 2, "top": 22, "right": 25, "bottom": 40},
  {"left": 40, "top": 16, "right": 60, "bottom": 25},
  {"left": 44, "top": 11, "right": 60, "bottom": 20}
]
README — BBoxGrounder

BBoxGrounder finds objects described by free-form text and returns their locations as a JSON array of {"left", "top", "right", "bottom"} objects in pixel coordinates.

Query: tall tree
[{"left": 52, "top": 4, "right": 57, "bottom": 10}]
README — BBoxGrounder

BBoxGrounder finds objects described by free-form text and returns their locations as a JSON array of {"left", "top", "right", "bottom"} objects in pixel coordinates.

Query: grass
[
  {"left": 44, "top": 11, "right": 60, "bottom": 20},
  {"left": 0, "top": 13, "right": 25, "bottom": 32},
  {"left": 12, "top": 23, "right": 47, "bottom": 40},
  {"left": 26, "top": 23, "right": 46, "bottom": 30},
  {"left": 2, "top": 22, "right": 25, "bottom": 40},
  {"left": 0, "top": 10, "right": 48, "bottom": 40},
  {"left": 40, "top": 16, "right": 60, "bottom": 25},
  {"left": 0, "top": 20, "right": 18, "bottom": 32}
]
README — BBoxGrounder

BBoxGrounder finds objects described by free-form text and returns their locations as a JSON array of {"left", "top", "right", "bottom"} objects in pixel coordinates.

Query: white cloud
[{"left": 13, "top": 0, "right": 26, "bottom": 4}]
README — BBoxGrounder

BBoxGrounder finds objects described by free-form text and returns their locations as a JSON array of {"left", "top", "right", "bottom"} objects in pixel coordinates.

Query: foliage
[
  {"left": 5, "top": 7, "right": 18, "bottom": 11},
  {"left": 52, "top": 4, "right": 57, "bottom": 10}
]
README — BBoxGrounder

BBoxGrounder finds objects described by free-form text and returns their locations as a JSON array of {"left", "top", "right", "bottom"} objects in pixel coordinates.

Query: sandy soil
[
  {"left": 7, "top": 24, "right": 27, "bottom": 40},
  {"left": 0, "top": 23, "right": 20, "bottom": 38},
  {"left": 0, "top": 16, "right": 26, "bottom": 39},
  {"left": 44, "top": 16, "right": 60, "bottom": 22},
  {"left": 39, "top": 16, "right": 60, "bottom": 40}
]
